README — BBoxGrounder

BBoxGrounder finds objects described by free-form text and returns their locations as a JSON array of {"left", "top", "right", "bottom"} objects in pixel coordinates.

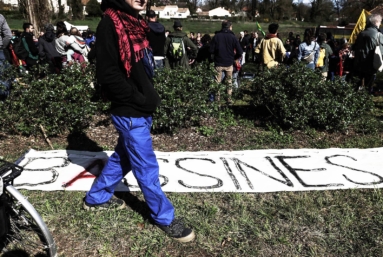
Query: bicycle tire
[{"left": 1, "top": 185, "right": 57, "bottom": 257}]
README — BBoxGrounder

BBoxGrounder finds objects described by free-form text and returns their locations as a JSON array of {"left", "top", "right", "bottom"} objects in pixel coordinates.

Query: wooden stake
[{"left": 40, "top": 125, "right": 54, "bottom": 150}]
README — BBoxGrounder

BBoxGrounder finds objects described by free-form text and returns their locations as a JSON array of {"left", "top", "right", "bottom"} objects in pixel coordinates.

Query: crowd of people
[
  {"left": 5, "top": 21, "right": 96, "bottom": 74},
  {"left": 1, "top": 5, "right": 383, "bottom": 243}
]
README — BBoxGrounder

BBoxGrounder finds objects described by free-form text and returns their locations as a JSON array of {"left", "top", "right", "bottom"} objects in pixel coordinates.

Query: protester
[
  {"left": 21, "top": 22, "right": 39, "bottom": 69},
  {"left": 69, "top": 27, "right": 89, "bottom": 61},
  {"left": 353, "top": 13, "right": 383, "bottom": 93},
  {"left": 210, "top": 20, "right": 242, "bottom": 104},
  {"left": 0, "top": 14, "right": 12, "bottom": 100},
  {"left": 83, "top": 0, "right": 195, "bottom": 243},
  {"left": 85, "top": 30, "right": 96, "bottom": 47},
  {"left": 55, "top": 21, "right": 86, "bottom": 67},
  {"left": 196, "top": 33, "right": 213, "bottom": 64},
  {"left": 316, "top": 32, "right": 333, "bottom": 79},
  {"left": 146, "top": 10, "right": 166, "bottom": 70},
  {"left": 38, "top": 23, "right": 62, "bottom": 74},
  {"left": 255, "top": 23, "right": 286, "bottom": 69},
  {"left": 298, "top": 29, "right": 319, "bottom": 70},
  {"left": 239, "top": 31, "right": 248, "bottom": 65},
  {"left": 164, "top": 20, "right": 197, "bottom": 70}
]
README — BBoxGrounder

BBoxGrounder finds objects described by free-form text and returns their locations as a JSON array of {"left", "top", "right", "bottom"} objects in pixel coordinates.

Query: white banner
[{"left": 11, "top": 148, "right": 383, "bottom": 193}]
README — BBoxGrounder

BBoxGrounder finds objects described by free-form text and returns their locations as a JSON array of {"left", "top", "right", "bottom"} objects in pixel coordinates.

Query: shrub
[
  {"left": 152, "top": 63, "right": 222, "bottom": 133},
  {"left": 248, "top": 62, "right": 375, "bottom": 131},
  {"left": 0, "top": 64, "right": 101, "bottom": 136}
]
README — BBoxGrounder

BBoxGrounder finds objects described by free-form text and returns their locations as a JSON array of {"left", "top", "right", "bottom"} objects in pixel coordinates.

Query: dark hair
[
  {"left": 23, "top": 22, "right": 33, "bottom": 31},
  {"left": 318, "top": 32, "right": 327, "bottom": 43},
  {"left": 303, "top": 29, "right": 315, "bottom": 44},
  {"left": 201, "top": 34, "right": 211, "bottom": 44},
  {"left": 146, "top": 10, "right": 156, "bottom": 18},
  {"left": 268, "top": 23, "right": 279, "bottom": 34},
  {"left": 56, "top": 21, "right": 68, "bottom": 36},
  {"left": 244, "top": 30, "right": 248, "bottom": 33},
  {"left": 222, "top": 20, "right": 232, "bottom": 29}
]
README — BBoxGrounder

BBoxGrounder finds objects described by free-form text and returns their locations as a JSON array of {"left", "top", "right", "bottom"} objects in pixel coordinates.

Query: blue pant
[{"left": 85, "top": 115, "right": 175, "bottom": 225}]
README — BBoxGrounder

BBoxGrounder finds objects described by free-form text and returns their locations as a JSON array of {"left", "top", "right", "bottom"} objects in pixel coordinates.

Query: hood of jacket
[
  {"left": 216, "top": 28, "right": 234, "bottom": 35},
  {"left": 101, "top": 0, "right": 139, "bottom": 17},
  {"left": 169, "top": 31, "right": 187, "bottom": 38},
  {"left": 149, "top": 22, "right": 165, "bottom": 34},
  {"left": 43, "top": 30, "right": 56, "bottom": 42}
]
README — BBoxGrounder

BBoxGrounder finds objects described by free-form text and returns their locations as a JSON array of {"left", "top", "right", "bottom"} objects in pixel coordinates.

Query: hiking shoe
[
  {"left": 158, "top": 218, "right": 195, "bottom": 243},
  {"left": 83, "top": 198, "right": 126, "bottom": 211}
]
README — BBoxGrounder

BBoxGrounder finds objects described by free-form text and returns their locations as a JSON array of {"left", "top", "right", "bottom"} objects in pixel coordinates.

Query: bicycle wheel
[{"left": 1, "top": 185, "right": 57, "bottom": 257}]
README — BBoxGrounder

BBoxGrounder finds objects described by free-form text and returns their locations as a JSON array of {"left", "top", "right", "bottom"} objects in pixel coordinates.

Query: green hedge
[
  {"left": 247, "top": 62, "right": 376, "bottom": 131},
  {"left": 152, "top": 63, "right": 222, "bottom": 133},
  {"left": 0, "top": 64, "right": 101, "bottom": 136}
]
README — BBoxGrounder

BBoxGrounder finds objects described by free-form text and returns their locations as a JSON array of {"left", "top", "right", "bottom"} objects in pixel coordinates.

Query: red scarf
[
  {"left": 104, "top": 8, "right": 149, "bottom": 77},
  {"left": 265, "top": 33, "right": 278, "bottom": 39}
]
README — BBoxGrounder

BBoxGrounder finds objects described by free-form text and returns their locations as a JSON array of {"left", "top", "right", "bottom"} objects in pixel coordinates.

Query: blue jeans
[
  {"left": 0, "top": 50, "right": 11, "bottom": 99},
  {"left": 85, "top": 115, "right": 175, "bottom": 225},
  {"left": 306, "top": 62, "right": 315, "bottom": 70}
]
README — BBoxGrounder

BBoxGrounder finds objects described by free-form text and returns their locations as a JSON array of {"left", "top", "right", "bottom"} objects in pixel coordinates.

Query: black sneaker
[
  {"left": 83, "top": 198, "right": 126, "bottom": 211},
  {"left": 158, "top": 218, "right": 195, "bottom": 243}
]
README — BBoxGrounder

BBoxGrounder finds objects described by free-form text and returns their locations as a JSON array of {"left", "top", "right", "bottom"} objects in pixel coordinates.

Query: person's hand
[{"left": 189, "top": 59, "right": 195, "bottom": 64}]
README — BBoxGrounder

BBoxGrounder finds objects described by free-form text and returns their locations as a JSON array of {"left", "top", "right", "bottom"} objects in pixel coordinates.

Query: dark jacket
[
  {"left": 353, "top": 25, "right": 383, "bottom": 74},
  {"left": 147, "top": 21, "right": 166, "bottom": 57},
  {"left": 164, "top": 30, "right": 198, "bottom": 70},
  {"left": 210, "top": 28, "right": 243, "bottom": 67},
  {"left": 21, "top": 31, "right": 38, "bottom": 58},
  {"left": 38, "top": 30, "right": 61, "bottom": 60},
  {"left": 196, "top": 42, "right": 213, "bottom": 64},
  {"left": 97, "top": 0, "right": 161, "bottom": 117}
]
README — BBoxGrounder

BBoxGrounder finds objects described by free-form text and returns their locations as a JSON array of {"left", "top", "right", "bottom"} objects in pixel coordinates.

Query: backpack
[
  {"left": 316, "top": 47, "right": 326, "bottom": 67},
  {"left": 168, "top": 36, "right": 184, "bottom": 60},
  {"left": 12, "top": 37, "right": 29, "bottom": 60}
]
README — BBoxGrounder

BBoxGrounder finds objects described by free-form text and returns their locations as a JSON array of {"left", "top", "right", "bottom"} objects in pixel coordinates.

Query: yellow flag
[{"left": 349, "top": 9, "right": 371, "bottom": 44}]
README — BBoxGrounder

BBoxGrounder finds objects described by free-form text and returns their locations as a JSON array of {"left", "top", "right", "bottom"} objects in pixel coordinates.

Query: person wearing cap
[
  {"left": 209, "top": 20, "right": 243, "bottom": 105},
  {"left": 146, "top": 10, "right": 166, "bottom": 69},
  {"left": 164, "top": 20, "right": 198, "bottom": 69},
  {"left": 38, "top": 23, "right": 62, "bottom": 73}
]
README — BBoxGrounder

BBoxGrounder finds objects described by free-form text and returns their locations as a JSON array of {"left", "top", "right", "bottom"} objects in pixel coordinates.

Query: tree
[
  {"left": 70, "top": 0, "right": 84, "bottom": 20},
  {"left": 19, "top": 0, "right": 52, "bottom": 35},
  {"left": 86, "top": 0, "right": 103, "bottom": 17},
  {"left": 310, "top": 0, "right": 334, "bottom": 23}
]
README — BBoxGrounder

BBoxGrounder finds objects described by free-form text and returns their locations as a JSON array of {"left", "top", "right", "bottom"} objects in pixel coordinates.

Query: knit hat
[
  {"left": 45, "top": 23, "right": 54, "bottom": 31},
  {"left": 173, "top": 20, "right": 182, "bottom": 28}
]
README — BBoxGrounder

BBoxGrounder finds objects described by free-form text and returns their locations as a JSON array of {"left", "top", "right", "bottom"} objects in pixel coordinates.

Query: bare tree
[{"left": 19, "top": 0, "right": 52, "bottom": 35}]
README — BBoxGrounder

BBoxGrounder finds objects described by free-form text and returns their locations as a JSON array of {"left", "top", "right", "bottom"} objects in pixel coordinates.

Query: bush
[
  {"left": 248, "top": 62, "right": 375, "bottom": 131},
  {"left": 152, "top": 63, "right": 222, "bottom": 133},
  {"left": 0, "top": 64, "right": 101, "bottom": 136}
]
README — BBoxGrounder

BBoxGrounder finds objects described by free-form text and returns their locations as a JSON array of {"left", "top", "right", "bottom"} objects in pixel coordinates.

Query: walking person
[
  {"left": 82, "top": 0, "right": 195, "bottom": 243},
  {"left": 210, "top": 20, "right": 243, "bottom": 104}
]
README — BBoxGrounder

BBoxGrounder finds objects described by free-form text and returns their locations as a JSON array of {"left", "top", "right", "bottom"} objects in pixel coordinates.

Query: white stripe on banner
[{"left": 12, "top": 148, "right": 383, "bottom": 193}]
